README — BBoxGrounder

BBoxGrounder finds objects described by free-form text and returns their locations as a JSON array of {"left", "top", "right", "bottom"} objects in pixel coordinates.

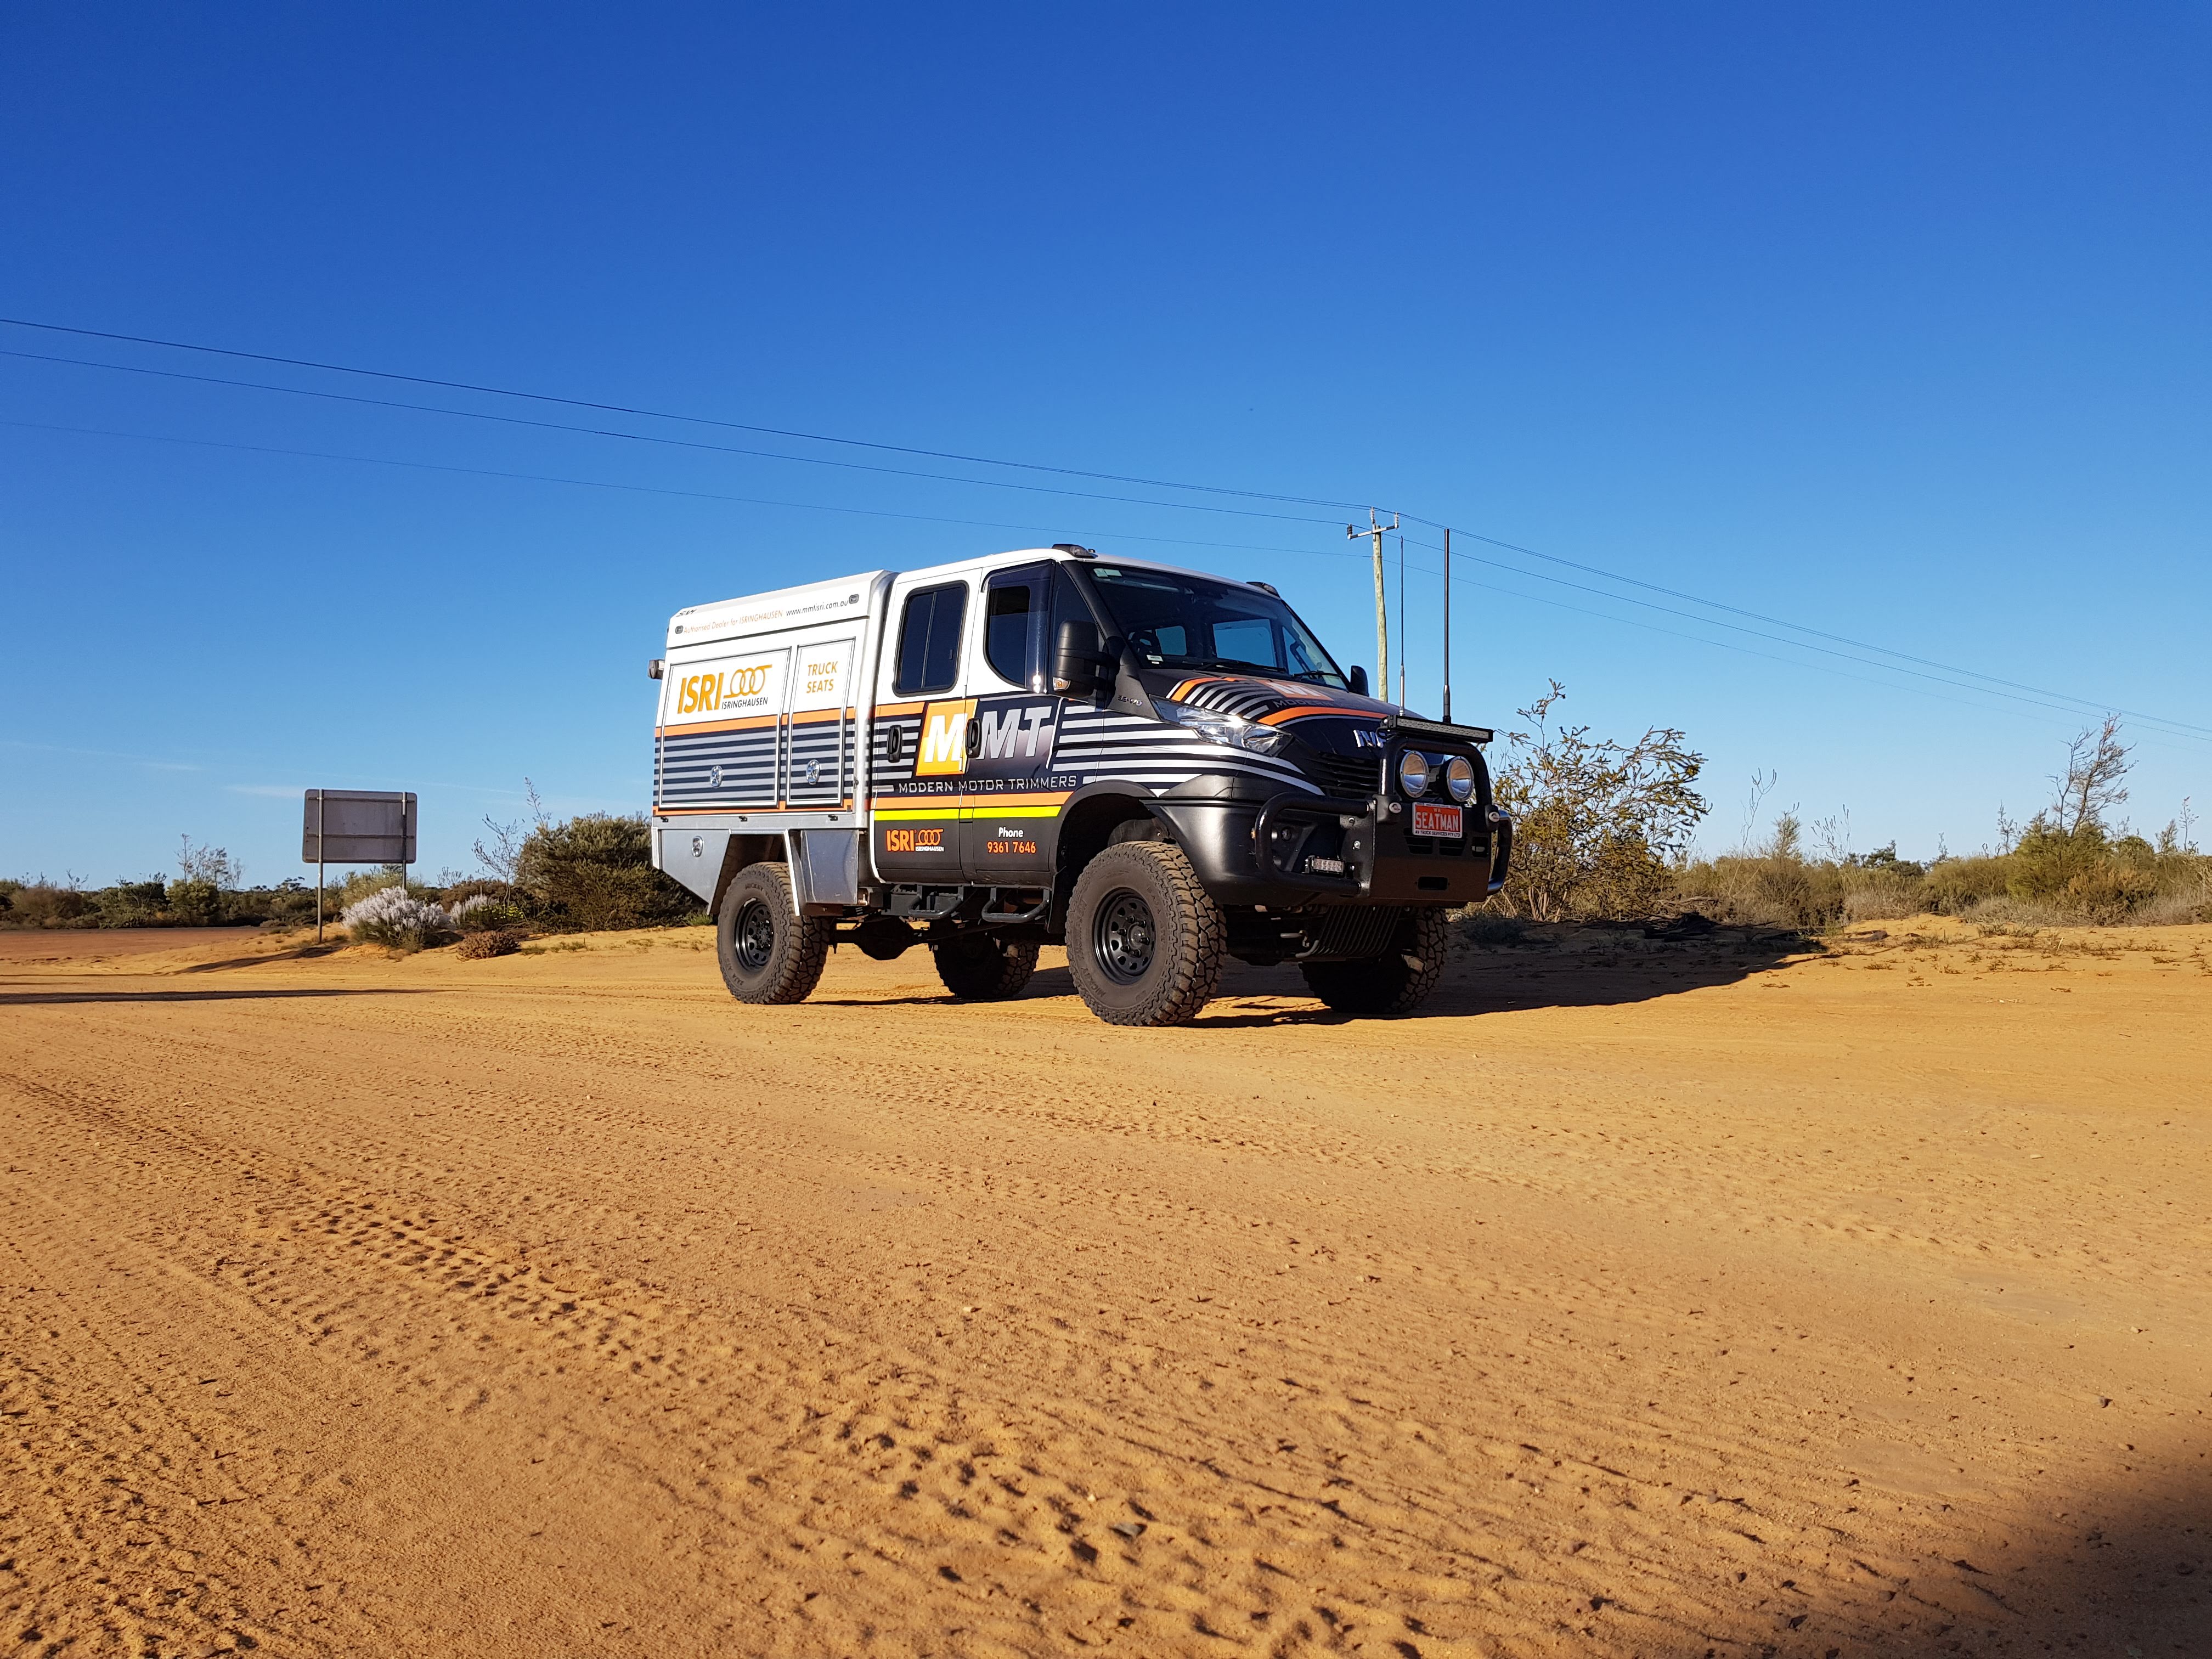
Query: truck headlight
[
  {"left": 1152, "top": 698, "right": 1292, "bottom": 756},
  {"left": 1397, "top": 749, "right": 1432, "bottom": 797},
  {"left": 1443, "top": 754, "right": 1476, "bottom": 803}
]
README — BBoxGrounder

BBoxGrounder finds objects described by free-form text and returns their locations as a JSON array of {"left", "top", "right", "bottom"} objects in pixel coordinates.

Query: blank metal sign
[{"left": 302, "top": 791, "right": 417, "bottom": 864}]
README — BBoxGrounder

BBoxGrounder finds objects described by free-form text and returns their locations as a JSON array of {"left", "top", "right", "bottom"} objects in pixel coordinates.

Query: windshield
[{"left": 1082, "top": 566, "right": 1347, "bottom": 689}]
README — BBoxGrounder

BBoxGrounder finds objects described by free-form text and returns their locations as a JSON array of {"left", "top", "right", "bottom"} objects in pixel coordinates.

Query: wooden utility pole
[{"left": 1346, "top": 510, "right": 1399, "bottom": 699}]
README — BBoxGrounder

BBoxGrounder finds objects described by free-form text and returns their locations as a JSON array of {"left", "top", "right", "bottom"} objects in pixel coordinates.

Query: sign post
[{"left": 303, "top": 791, "right": 419, "bottom": 942}]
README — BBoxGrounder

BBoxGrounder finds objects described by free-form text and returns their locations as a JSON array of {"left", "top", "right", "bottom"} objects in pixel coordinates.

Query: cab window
[
  {"left": 983, "top": 565, "right": 1045, "bottom": 687},
  {"left": 894, "top": 583, "right": 967, "bottom": 695}
]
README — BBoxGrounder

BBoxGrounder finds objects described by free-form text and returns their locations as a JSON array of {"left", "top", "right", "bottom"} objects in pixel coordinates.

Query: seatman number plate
[{"left": 1410, "top": 802, "right": 1463, "bottom": 838}]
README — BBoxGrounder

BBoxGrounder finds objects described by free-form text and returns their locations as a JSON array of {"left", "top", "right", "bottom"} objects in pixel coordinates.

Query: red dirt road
[{"left": 2, "top": 921, "right": 2206, "bottom": 1655}]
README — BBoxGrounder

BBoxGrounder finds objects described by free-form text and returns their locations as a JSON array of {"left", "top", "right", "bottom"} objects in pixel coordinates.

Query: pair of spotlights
[{"left": 1398, "top": 750, "right": 1476, "bottom": 802}]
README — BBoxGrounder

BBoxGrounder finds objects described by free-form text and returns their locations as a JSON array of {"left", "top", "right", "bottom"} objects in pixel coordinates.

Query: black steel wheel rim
[
  {"left": 734, "top": 899, "right": 777, "bottom": 972},
  {"left": 1093, "top": 889, "right": 1156, "bottom": 984}
]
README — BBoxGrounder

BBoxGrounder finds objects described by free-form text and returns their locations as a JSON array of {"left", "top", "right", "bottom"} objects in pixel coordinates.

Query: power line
[
  {"left": 4, "top": 313, "right": 2203, "bottom": 742},
  {"left": 0, "top": 417, "right": 1070, "bottom": 539},
  {"left": 1396, "top": 533, "right": 2212, "bottom": 744},
  {"left": 0, "top": 346, "right": 1353, "bottom": 531},
  {"left": 1403, "top": 520, "right": 2212, "bottom": 741},
  {"left": 0, "top": 315, "right": 1386, "bottom": 517},
  {"left": 22, "top": 413, "right": 2204, "bottom": 749}
]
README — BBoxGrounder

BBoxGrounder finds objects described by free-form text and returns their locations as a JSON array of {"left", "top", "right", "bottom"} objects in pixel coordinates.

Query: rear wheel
[
  {"left": 715, "top": 863, "right": 831, "bottom": 1004},
  {"left": 932, "top": 932, "right": 1040, "bottom": 1000},
  {"left": 1299, "top": 907, "right": 1449, "bottom": 1017},
  {"left": 1065, "top": 840, "right": 1225, "bottom": 1027}
]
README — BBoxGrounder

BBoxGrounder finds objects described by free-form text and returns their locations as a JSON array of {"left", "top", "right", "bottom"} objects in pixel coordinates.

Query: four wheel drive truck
[{"left": 648, "top": 544, "right": 1513, "bottom": 1027}]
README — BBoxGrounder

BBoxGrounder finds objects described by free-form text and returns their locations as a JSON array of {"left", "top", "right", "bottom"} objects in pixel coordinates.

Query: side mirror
[
  {"left": 1053, "top": 618, "right": 1114, "bottom": 697},
  {"left": 1347, "top": 664, "right": 1369, "bottom": 696}
]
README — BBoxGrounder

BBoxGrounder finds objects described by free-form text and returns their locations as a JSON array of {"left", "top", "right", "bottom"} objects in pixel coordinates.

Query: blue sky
[{"left": 4, "top": 3, "right": 2208, "bottom": 885}]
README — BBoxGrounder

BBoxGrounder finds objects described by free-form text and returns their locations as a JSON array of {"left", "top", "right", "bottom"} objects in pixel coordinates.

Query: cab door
[
  {"left": 870, "top": 573, "right": 974, "bottom": 882},
  {"left": 960, "top": 562, "right": 1080, "bottom": 883}
]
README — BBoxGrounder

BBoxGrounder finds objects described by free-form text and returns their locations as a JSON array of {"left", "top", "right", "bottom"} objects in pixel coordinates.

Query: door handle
[{"left": 964, "top": 714, "right": 981, "bottom": 758}]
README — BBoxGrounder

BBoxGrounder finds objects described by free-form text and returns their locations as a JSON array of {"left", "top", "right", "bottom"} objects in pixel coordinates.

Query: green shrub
[
  {"left": 1489, "top": 684, "right": 1708, "bottom": 921},
  {"left": 2062, "top": 862, "right": 2159, "bottom": 923},
  {"left": 1921, "top": 856, "right": 2010, "bottom": 915},
  {"left": 93, "top": 881, "right": 170, "bottom": 927},
  {"left": 449, "top": 895, "right": 529, "bottom": 933},
  {"left": 165, "top": 877, "right": 222, "bottom": 926},
  {"left": 516, "top": 813, "right": 694, "bottom": 932},
  {"left": 2007, "top": 820, "right": 2111, "bottom": 903},
  {"left": 4, "top": 883, "right": 90, "bottom": 927},
  {"left": 443, "top": 877, "right": 524, "bottom": 908}
]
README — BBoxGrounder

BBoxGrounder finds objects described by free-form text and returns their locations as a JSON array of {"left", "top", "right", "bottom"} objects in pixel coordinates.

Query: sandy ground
[{"left": 1, "top": 918, "right": 2205, "bottom": 1657}]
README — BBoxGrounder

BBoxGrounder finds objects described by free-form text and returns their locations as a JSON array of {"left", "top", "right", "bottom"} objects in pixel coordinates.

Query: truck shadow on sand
[{"left": 1197, "top": 924, "right": 1816, "bottom": 1026}]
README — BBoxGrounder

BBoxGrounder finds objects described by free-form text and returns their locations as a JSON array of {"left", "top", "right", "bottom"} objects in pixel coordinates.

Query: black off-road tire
[
  {"left": 1299, "top": 907, "right": 1450, "bottom": 1017},
  {"left": 1065, "top": 840, "right": 1226, "bottom": 1027},
  {"left": 932, "top": 932, "right": 1040, "bottom": 1001},
  {"left": 716, "top": 863, "right": 831, "bottom": 1005}
]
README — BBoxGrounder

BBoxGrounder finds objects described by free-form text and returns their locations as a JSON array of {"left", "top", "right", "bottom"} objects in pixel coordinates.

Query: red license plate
[{"left": 1410, "top": 802, "right": 1463, "bottom": 838}]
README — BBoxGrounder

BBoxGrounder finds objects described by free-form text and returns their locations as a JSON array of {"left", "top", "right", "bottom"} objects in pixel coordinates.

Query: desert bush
[
  {"left": 1840, "top": 867, "right": 1924, "bottom": 921},
  {"left": 1489, "top": 683, "right": 1708, "bottom": 921},
  {"left": 92, "top": 880, "right": 170, "bottom": 927},
  {"left": 2061, "top": 861, "right": 2160, "bottom": 923},
  {"left": 2133, "top": 867, "right": 2212, "bottom": 926},
  {"left": 515, "top": 812, "right": 695, "bottom": 932},
  {"left": 454, "top": 928, "right": 521, "bottom": 960},
  {"left": 5, "top": 882, "right": 91, "bottom": 927},
  {"left": 443, "top": 877, "right": 524, "bottom": 908},
  {"left": 250, "top": 880, "right": 324, "bottom": 931},
  {"left": 448, "top": 893, "right": 529, "bottom": 934},
  {"left": 341, "top": 887, "right": 455, "bottom": 951},
  {"left": 165, "top": 877, "right": 222, "bottom": 926},
  {"left": 336, "top": 868, "right": 416, "bottom": 909},
  {"left": 2007, "top": 820, "right": 2112, "bottom": 904},
  {"left": 1921, "top": 855, "right": 2008, "bottom": 914}
]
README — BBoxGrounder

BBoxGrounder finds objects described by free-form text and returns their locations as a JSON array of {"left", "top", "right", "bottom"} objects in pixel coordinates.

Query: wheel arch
[
  {"left": 710, "top": 833, "right": 786, "bottom": 917},
  {"left": 1052, "top": 788, "right": 1164, "bottom": 929}
]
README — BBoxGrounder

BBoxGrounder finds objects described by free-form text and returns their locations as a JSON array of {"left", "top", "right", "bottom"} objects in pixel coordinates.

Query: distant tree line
[{"left": 1, "top": 804, "right": 701, "bottom": 938}]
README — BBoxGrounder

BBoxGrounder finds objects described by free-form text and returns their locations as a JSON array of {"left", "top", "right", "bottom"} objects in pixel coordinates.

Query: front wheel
[
  {"left": 1064, "top": 840, "right": 1226, "bottom": 1027},
  {"left": 716, "top": 863, "right": 831, "bottom": 1004},
  {"left": 1299, "top": 908, "right": 1449, "bottom": 1017},
  {"left": 932, "top": 932, "right": 1040, "bottom": 1000}
]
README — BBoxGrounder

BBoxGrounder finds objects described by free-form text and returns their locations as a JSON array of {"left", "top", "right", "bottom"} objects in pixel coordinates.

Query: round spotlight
[
  {"left": 1443, "top": 754, "right": 1477, "bottom": 803},
  {"left": 1397, "top": 749, "right": 1432, "bottom": 798}
]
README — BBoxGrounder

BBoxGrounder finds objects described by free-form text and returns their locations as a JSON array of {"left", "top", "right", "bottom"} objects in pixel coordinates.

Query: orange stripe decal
[
  {"left": 654, "top": 800, "right": 854, "bottom": 816},
  {"left": 1257, "top": 705, "right": 1362, "bottom": 726},
  {"left": 656, "top": 714, "right": 780, "bottom": 736}
]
